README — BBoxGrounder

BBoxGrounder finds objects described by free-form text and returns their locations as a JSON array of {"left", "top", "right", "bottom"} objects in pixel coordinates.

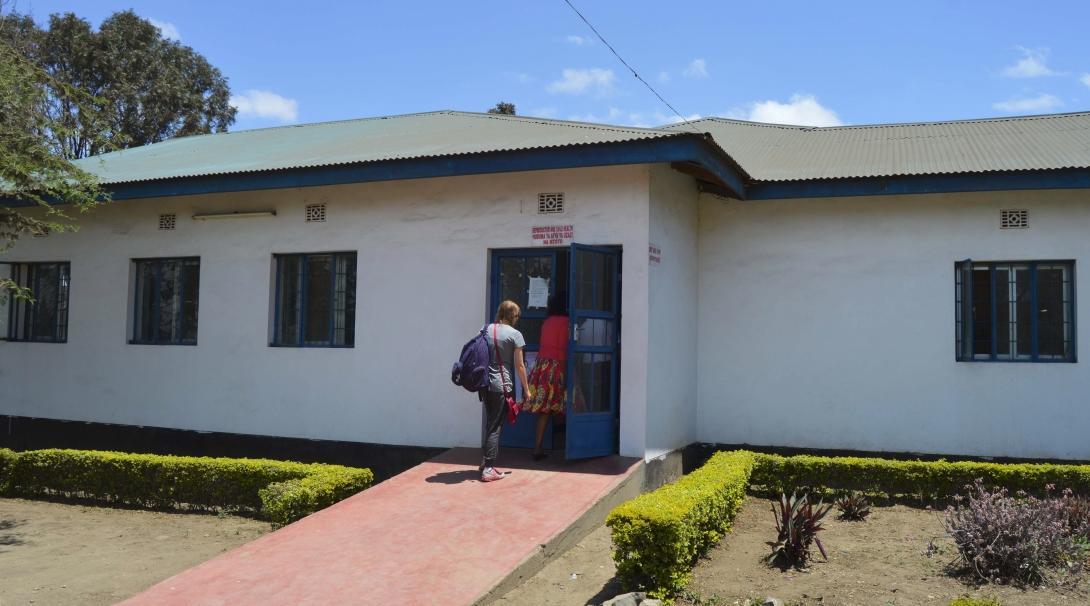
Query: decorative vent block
[
  {"left": 158, "top": 213, "right": 177, "bottom": 230},
  {"left": 1000, "top": 209, "right": 1028, "bottom": 229},
  {"left": 305, "top": 203, "right": 327, "bottom": 223},
  {"left": 537, "top": 193, "right": 565, "bottom": 215}
]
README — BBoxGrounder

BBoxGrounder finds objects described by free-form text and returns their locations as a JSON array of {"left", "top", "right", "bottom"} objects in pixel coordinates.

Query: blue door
[
  {"left": 491, "top": 250, "right": 559, "bottom": 449},
  {"left": 565, "top": 244, "right": 621, "bottom": 459}
]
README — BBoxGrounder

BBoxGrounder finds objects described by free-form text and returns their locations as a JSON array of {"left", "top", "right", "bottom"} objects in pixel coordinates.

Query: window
[
  {"left": 1, "top": 262, "right": 70, "bottom": 342},
  {"left": 132, "top": 257, "right": 200, "bottom": 345},
  {"left": 956, "top": 260, "right": 1075, "bottom": 362},
  {"left": 273, "top": 252, "right": 356, "bottom": 347}
]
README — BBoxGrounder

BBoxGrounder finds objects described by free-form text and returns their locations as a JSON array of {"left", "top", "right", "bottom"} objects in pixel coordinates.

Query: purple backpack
[{"left": 451, "top": 327, "right": 490, "bottom": 392}]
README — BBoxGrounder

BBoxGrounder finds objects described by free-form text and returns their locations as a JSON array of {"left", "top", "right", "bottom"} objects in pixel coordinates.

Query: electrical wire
[{"left": 560, "top": 0, "right": 697, "bottom": 130}]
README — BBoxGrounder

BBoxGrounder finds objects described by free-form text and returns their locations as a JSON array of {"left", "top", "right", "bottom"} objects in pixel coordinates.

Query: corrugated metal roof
[
  {"left": 74, "top": 110, "right": 683, "bottom": 185},
  {"left": 664, "top": 111, "right": 1090, "bottom": 182}
]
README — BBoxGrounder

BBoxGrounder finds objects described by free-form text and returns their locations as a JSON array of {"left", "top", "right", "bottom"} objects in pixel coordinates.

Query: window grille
[
  {"left": 305, "top": 203, "right": 327, "bottom": 223},
  {"left": 537, "top": 193, "right": 565, "bottom": 215},
  {"left": 1000, "top": 209, "right": 1028, "bottom": 229},
  {"left": 158, "top": 213, "right": 177, "bottom": 230},
  {"left": 272, "top": 252, "right": 356, "bottom": 347},
  {"left": 131, "top": 257, "right": 200, "bottom": 345},
  {"left": 955, "top": 260, "right": 1075, "bottom": 362},
  {"left": 1, "top": 262, "right": 70, "bottom": 342}
]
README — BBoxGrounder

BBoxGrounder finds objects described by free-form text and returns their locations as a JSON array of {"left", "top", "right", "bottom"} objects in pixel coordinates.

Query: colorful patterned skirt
[{"left": 522, "top": 358, "right": 566, "bottom": 414}]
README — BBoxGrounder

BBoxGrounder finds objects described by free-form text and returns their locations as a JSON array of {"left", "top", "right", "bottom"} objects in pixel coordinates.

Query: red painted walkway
[{"left": 120, "top": 448, "right": 641, "bottom": 606}]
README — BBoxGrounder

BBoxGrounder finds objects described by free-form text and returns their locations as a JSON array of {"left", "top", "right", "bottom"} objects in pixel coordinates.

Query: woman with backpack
[
  {"left": 523, "top": 293, "right": 569, "bottom": 460},
  {"left": 481, "top": 300, "right": 531, "bottom": 482}
]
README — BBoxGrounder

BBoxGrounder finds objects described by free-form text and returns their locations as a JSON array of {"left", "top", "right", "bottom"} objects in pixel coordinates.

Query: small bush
[
  {"left": 944, "top": 480, "right": 1077, "bottom": 585},
  {"left": 751, "top": 453, "right": 1090, "bottom": 500},
  {"left": 767, "top": 490, "right": 832, "bottom": 568},
  {"left": 949, "top": 598, "right": 1001, "bottom": 606},
  {"left": 835, "top": 491, "right": 872, "bottom": 521},
  {"left": 607, "top": 450, "right": 756, "bottom": 595},
  {"left": 2, "top": 448, "right": 372, "bottom": 524}
]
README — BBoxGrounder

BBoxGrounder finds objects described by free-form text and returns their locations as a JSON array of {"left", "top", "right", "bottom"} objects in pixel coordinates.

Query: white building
[{"left": 3, "top": 110, "right": 1089, "bottom": 467}]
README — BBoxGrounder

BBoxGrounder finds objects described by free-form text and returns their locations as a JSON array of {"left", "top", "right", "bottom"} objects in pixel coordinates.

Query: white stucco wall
[
  {"left": 644, "top": 165, "right": 700, "bottom": 459},
  {"left": 697, "top": 188, "right": 1090, "bottom": 460},
  {"left": 0, "top": 166, "right": 651, "bottom": 457}
]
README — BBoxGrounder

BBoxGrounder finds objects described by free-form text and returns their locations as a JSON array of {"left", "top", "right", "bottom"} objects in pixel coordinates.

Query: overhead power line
[{"left": 560, "top": 0, "right": 694, "bottom": 128}]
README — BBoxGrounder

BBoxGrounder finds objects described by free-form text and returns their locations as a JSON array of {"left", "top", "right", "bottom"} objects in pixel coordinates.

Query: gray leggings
[{"left": 481, "top": 391, "right": 506, "bottom": 469}]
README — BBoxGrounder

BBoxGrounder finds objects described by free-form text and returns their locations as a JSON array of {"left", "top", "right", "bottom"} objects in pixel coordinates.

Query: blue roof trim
[
  {"left": 746, "top": 168, "right": 1090, "bottom": 200},
  {"left": 2, "top": 135, "right": 747, "bottom": 206}
]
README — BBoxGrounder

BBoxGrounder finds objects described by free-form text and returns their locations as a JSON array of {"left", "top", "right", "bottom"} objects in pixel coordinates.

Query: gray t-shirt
[{"left": 483, "top": 323, "right": 526, "bottom": 393}]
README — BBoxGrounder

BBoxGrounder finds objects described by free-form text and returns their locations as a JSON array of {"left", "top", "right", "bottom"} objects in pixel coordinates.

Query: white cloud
[
  {"left": 1081, "top": 73, "right": 1090, "bottom": 88},
  {"left": 993, "top": 93, "right": 1063, "bottom": 113},
  {"left": 148, "top": 18, "right": 180, "bottom": 41},
  {"left": 566, "top": 35, "right": 589, "bottom": 46},
  {"left": 547, "top": 68, "right": 617, "bottom": 96},
  {"left": 657, "top": 71, "right": 671, "bottom": 83},
  {"left": 728, "top": 94, "right": 843, "bottom": 126},
  {"left": 683, "top": 58, "right": 708, "bottom": 79},
  {"left": 1002, "top": 46, "right": 1061, "bottom": 78},
  {"left": 230, "top": 90, "right": 299, "bottom": 122},
  {"left": 529, "top": 107, "right": 558, "bottom": 119}
]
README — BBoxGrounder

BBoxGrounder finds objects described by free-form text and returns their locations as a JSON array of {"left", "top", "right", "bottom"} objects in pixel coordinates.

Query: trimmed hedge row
[
  {"left": 749, "top": 453, "right": 1090, "bottom": 499},
  {"left": 608, "top": 449, "right": 1090, "bottom": 596},
  {"left": 606, "top": 450, "right": 755, "bottom": 594},
  {"left": 0, "top": 448, "right": 373, "bottom": 525}
]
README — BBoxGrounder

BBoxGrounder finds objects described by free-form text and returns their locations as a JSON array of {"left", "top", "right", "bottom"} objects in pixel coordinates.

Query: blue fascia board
[
  {"left": 746, "top": 168, "right": 1090, "bottom": 200},
  {"left": 2, "top": 135, "right": 747, "bottom": 206}
]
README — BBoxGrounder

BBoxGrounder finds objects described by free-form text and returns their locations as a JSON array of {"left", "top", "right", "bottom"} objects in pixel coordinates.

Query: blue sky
[{"left": 14, "top": 0, "right": 1090, "bottom": 131}]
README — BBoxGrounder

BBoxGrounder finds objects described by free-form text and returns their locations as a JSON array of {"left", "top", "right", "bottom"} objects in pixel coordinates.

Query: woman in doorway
[
  {"left": 481, "top": 300, "right": 532, "bottom": 482},
  {"left": 523, "top": 293, "right": 569, "bottom": 460}
]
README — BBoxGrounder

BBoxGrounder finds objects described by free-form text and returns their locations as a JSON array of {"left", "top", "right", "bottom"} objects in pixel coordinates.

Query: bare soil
[
  {"left": 494, "top": 496, "right": 1088, "bottom": 606},
  {"left": 685, "top": 497, "right": 1087, "bottom": 606},
  {"left": 0, "top": 497, "right": 270, "bottom": 606}
]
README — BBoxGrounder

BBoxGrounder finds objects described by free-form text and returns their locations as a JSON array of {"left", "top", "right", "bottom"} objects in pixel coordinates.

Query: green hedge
[
  {"left": 606, "top": 450, "right": 755, "bottom": 594},
  {"left": 1, "top": 448, "right": 372, "bottom": 524},
  {"left": 750, "top": 453, "right": 1090, "bottom": 499}
]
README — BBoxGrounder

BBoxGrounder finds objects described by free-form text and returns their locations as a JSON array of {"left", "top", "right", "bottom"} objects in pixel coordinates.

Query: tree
[
  {"left": 0, "top": 9, "right": 236, "bottom": 159},
  {"left": 0, "top": 37, "right": 104, "bottom": 300},
  {"left": 487, "top": 101, "right": 516, "bottom": 115}
]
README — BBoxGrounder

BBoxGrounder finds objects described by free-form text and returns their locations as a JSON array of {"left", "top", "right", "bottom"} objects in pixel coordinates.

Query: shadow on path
[{"left": 424, "top": 470, "right": 480, "bottom": 485}]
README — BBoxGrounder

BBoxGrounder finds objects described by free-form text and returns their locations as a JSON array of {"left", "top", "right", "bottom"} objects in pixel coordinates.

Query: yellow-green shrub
[
  {"left": 259, "top": 466, "right": 374, "bottom": 526},
  {"left": 750, "top": 453, "right": 1090, "bottom": 499},
  {"left": 0, "top": 448, "right": 16, "bottom": 490},
  {"left": 949, "top": 598, "right": 1001, "bottom": 606},
  {"left": 3, "top": 448, "right": 372, "bottom": 523},
  {"left": 606, "top": 450, "right": 755, "bottom": 594}
]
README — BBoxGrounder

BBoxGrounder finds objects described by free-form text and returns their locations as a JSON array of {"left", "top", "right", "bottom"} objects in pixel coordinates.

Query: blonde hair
[{"left": 494, "top": 300, "right": 521, "bottom": 325}]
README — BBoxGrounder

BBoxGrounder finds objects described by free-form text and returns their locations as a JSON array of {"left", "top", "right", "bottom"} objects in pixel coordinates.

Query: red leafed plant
[{"left": 767, "top": 490, "right": 833, "bottom": 568}]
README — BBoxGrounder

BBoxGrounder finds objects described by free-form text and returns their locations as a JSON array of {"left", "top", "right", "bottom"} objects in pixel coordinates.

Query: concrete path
[{"left": 120, "top": 447, "right": 642, "bottom": 606}]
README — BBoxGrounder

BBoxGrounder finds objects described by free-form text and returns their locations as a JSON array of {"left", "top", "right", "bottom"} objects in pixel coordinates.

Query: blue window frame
[
  {"left": 272, "top": 252, "right": 356, "bottom": 347},
  {"left": 132, "top": 257, "right": 200, "bottom": 345},
  {"left": 1, "top": 261, "right": 70, "bottom": 343},
  {"left": 956, "top": 260, "right": 1076, "bottom": 362}
]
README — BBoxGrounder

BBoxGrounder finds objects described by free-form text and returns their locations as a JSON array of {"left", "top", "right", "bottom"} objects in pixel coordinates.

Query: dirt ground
[
  {"left": 0, "top": 497, "right": 271, "bottom": 606},
  {"left": 684, "top": 496, "right": 1087, "bottom": 606},
  {"left": 494, "top": 496, "right": 1088, "bottom": 606}
]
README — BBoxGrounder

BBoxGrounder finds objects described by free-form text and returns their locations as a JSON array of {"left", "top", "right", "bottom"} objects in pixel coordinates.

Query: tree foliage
[
  {"left": 0, "top": 19, "right": 104, "bottom": 299},
  {"left": 0, "top": 9, "right": 236, "bottom": 159},
  {"left": 487, "top": 101, "right": 516, "bottom": 115}
]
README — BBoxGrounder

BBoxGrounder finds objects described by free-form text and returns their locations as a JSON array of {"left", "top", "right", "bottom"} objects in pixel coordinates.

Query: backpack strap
[{"left": 491, "top": 323, "right": 511, "bottom": 400}]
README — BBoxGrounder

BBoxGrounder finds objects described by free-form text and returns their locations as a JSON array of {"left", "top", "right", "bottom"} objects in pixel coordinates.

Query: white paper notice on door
[{"left": 528, "top": 276, "right": 550, "bottom": 309}]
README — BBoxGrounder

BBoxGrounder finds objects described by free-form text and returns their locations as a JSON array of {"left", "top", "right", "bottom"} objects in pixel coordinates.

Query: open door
[{"left": 565, "top": 244, "right": 621, "bottom": 459}]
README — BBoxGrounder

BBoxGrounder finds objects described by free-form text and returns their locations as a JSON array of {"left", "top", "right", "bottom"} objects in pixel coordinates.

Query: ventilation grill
[
  {"left": 158, "top": 213, "right": 177, "bottom": 230},
  {"left": 1000, "top": 209, "right": 1028, "bottom": 229},
  {"left": 537, "top": 193, "right": 565, "bottom": 215},
  {"left": 305, "top": 203, "right": 327, "bottom": 223}
]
